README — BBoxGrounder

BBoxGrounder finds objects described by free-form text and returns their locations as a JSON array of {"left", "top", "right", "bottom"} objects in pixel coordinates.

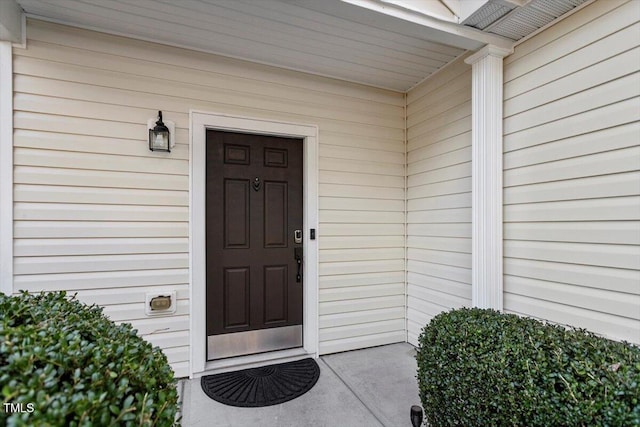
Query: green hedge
[
  {"left": 0, "top": 291, "right": 179, "bottom": 426},
  {"left": 416, "top": 308, "right": 640, "bottom": 427}
]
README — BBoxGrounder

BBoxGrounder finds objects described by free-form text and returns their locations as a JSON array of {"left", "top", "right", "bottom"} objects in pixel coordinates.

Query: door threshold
[{"left": 193, "top": 347, "right": 314, "bottom": 378}]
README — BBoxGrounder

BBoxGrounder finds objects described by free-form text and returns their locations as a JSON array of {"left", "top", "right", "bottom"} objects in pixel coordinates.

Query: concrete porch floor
[{"left": 179, "top": 343, "right": 420, "bottom": 427}]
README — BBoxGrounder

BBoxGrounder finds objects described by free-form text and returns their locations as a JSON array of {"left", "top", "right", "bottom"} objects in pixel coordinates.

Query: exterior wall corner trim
[{"left": 0, "top": 41, "right": 13, "bottom": 296}]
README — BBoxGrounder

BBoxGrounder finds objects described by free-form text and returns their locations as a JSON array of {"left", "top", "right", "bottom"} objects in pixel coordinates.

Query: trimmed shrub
[
  {"left": 0, "top": 291, "right": 179, "bottom": 426},
  {"left": 416, "top": 308, "right": 640, "bottom": 427}
]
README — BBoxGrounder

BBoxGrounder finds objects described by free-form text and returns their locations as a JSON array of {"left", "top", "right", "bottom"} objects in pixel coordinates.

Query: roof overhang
[
  {"left": 334, "top": 0, "right": 513, "bottom": 49},
  {"left": 14, "top": 0, "right": 591, "bottom": 92}
]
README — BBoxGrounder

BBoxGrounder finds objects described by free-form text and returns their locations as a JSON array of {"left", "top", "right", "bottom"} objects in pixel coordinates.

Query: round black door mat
[{"left": 200, "top": 358, "right": 320, "bottom": 407}]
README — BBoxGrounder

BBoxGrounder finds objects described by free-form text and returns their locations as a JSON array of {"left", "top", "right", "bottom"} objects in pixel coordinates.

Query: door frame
[{"left": 189, "top": 110, "right": 319, "bottom": 378}]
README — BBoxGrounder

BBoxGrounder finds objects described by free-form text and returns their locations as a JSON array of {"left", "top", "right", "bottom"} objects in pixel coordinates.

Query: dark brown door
[{"left": 206, "top": 130, "right": 303, "bottom": 359}]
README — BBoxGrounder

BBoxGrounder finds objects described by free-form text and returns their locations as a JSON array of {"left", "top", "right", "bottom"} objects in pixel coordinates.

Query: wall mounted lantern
[{"left": 148, "top": 110, "right": 175, "bottom": 152}]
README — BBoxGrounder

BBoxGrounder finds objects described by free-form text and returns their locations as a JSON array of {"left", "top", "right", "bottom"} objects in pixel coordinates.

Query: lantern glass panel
[{"left": 149, "top": 129, "right": 170, "bottom": 152}]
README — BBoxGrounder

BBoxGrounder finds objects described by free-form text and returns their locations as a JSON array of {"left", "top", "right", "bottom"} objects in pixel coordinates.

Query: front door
[{"left": 206, "top": 130, "right": 303, "bottom": 360}]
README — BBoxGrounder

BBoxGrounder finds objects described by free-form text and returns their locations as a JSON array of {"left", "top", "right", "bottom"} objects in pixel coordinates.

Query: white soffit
[
  {"left": 15, "top": 0, "right": 588, "bottom": 91},
  {"left": 379, "top": 0, "right": 458, "bottom": 22},
  {"left": 16, "top": 0, "right": 479, "bottom": 92}
]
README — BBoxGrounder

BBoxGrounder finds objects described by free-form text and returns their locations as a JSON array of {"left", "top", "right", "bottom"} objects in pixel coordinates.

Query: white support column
[
  {"left": 465, "top": 45, "right": 512, "bottom": 311},
  {"left": 0, "top": 41, "right": 13, "bottom": 295}
]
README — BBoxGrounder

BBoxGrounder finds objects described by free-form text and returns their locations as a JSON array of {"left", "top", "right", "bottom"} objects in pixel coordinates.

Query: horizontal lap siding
[
  {"left": 405, "top": 55, "right": 473, "bottom": 346},
  {"left": 503, "top": 0, "right": 640, "bottom": 344},
  {"left": 13, "top": 20, "right": 406, "bottom": 374}
]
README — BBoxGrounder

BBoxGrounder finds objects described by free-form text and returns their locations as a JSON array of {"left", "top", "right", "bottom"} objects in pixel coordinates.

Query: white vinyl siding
[
  {"left": 503, "top": 0, "right": 640, "bottom": 344},
  {"left": 405, "top": 55, "right": 473, "bottom": 346},
  {"left": 12, "top": 20, "right": 406, "bottom": 375}
]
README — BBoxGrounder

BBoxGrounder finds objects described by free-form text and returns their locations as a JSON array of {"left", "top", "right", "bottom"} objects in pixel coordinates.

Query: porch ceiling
[{"left": 15, "top": 0, "right": 587, "bottom": 92}]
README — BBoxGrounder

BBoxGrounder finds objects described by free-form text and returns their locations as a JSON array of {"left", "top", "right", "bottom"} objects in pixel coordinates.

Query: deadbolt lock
[{"left": 294, "top": 229, "right": 302, "bottom": 244}]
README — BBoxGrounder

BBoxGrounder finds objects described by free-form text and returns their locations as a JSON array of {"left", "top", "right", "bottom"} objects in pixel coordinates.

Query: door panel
[
  {"left": 264, "top": 181, "right": 288, "bottom": 248},
  {"left": 264, "top": 265, "right": 288, "bottom": 324},
  {"left": 206, "top": 130, "right": 303, "bottom": 359},
  {"left": 264, "top": 147, "right": 288, "bottom": 167},
  {"left": 224, "top": 144, "right": 250, "bottom": 165},
  {"left": 223, "top": 267, "right": 249, "bottom": 329},
  {"left": 224, "top": 179, "right": 250, "bottom": 249}
]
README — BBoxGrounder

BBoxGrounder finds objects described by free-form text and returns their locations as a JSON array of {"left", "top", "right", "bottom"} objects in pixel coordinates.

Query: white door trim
[{"left": 189, "top": 110, "right": 319, "bottom": 378}]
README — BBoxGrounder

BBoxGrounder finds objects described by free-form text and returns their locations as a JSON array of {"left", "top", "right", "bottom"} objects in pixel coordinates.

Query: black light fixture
[{"left": 149, "top": 110, "right": 171, "bottom": 152}]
